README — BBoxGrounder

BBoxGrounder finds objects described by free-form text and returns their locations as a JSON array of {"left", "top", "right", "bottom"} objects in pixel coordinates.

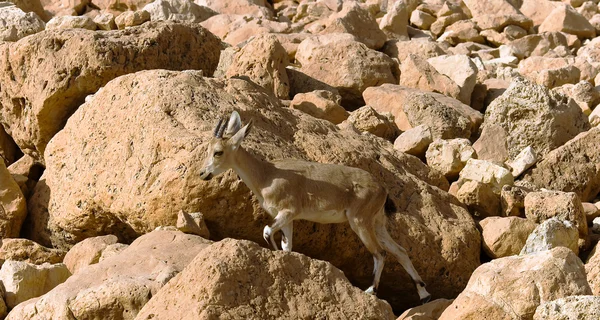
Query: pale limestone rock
[
  {"left": 458, "top": 158, "right": 514, "bottom": 193},
  {"left": 462, "top": 0, "right": 521, "bottom": 18},
  {"left": 290, "top": 90, "right": 348, "bottom": 124},
  {"left": 398, "top": 298, "right": 453, "bottom": 320},
  {"left": 0, "top": 239, "right": 65, "bottom": 266},
  {"left": 393, "top": 125, "right": 432, "bottom": 157},
  {"left": 472, "top": 14, "right": 533, "bottom": 31},
  {"left": 400, "top": 54, "right": 461, "bottom": 102},
  {"left": 443, "top": 20, "right": 485, "bottom": 46},
  {"left": 46, "top": 15, "right": 96, "bottom": 30},
  {"left": 425, "top": 138, "right": 476, "bottom": 180},
  {"left": 0, "top": 159, "right": 26, "bottom": 238},
  {"left": 480, "top": 216, "right": 537, "bottom": 259},
  {"left": 176, "top": 211, "right": 210, "bottom": 239},
  {"left": 505, "top": 146, "right": 537, "bottom": 177},
  {"left": 226, "top": 34, "right": 290, "bottom": 99},
  {"left": 143, "top": 0, "right": 216, "bottom": 22},
  {"left": 0, "top": 5, "right": 45, "bottom": 41},
  {"left": 520, "top": 0, "right": 563, "bottom": 26},
  {"left": 429, "top": 13, "right": 463, "bottom": 36},
  {"left": 379, "top": 0, "right": 408, "bottom": 40},
  {"left": 344, "top": 106, "right": 400, "bottom": 140},
  {"left": 539, "top": 5, "right": 596, "bottom": 38},
  {"left": 473, "top": 124, "right": 510, "bottom": 163},
  {"left": 590, "top": 104, "right": 600, "bottom": 125},
  {"left": 98, "top": 243, "right": 128, "bottom": 262},
  {"left": 0, "top": 261, "right": 70, "bottom": 308},
  {"left": 520, "top": 218, "right": 579, "bottom": 255},
  {"left": 439, "top": 247, "right": 592, "bottom": 320},
  {"left": 63, "top": 235, "right": 119, "bottom": 274},
  {"left": 115, "top": 10, "right": 150, "bottom": 29},
  {"left": 504, "top": 25, "right": 528, "bottom": 40},
  {"left": 520, "top": 128, "right": 600, "bottom": 202},
  {"left": 511, "top": 32, "right": 569, "bottom": 59},
  {"left": 578, "top": 1, "right": 598, "bottom": 19},
  {"left": 427, "top": 54, "right": 478, "bottom": 105},
  {"left": 524, "top": 190, "right": 588, "bottom": 243},
  {"left": 456, "top": 180, "right": 500, "bottom": 217},
  {"left": 320, "top": 1, "right": 386, "bottom": 50},
  {"left": 410, "top": 9, "right": 435, "bottom": 30},
  {"left": 93, "top": 11, "right": 116, "bottom": 30},
  {"left": 534, "top": 296, "right": 600, "bottom": 320},
  {"left": 583, "top": 202, "right": 600, "bottom": 224},
  {"left": 196, "top": 0, "right": 272, "bottom": 19},
  {"left": 382, "top": 38, "right": 446, "bottom": 63}
]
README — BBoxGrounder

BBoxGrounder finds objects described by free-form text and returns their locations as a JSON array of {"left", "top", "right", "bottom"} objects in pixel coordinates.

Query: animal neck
[{"left": 230, "top": 147, "right": 275, "bottom": 197}]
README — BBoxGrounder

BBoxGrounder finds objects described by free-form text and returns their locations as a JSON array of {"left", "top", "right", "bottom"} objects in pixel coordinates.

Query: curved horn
[
  {"left": 216, "top": 118, "right": 227, "bottom": 138},
  {"left": 213, "top": 118, "right": 224, "bottom": 137}
]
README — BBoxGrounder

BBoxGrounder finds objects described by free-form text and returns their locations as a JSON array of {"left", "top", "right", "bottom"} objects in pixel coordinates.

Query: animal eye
[{"left": 214, "top": 151, "right": 224, "bottom": 157}]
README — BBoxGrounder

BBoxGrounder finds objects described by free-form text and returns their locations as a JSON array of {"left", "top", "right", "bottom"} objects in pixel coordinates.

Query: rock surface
[
  {"left": 25, "top": 70, "right": 477, "bottom": 311},
  {"left": 135, "top": 239, "right": 395, "bottom": 320},
  {"left": 0, "top": 239, "right": 65, "bottom": 266},
  {"left": 0, "top": 21, "right": 221, "bottom": 162},
  {"left": 534, "top": 296, "right": 600, "bottom": 320},
  {"left": 0, "top": 5, "right": 45, "bottom": 42},
  {"left": 520, "top": 218, "right": 580, "bottom": 255},
  {"left": 6, "top": 230, "right": 211, "bottom": 319},
  {"left": 480, "top": 216, "right": 537, "bottom": 259},
  {"left": 439, "top": 247, "right": 592, "bottom": 320},
  {"left": 63, "top": 235, "right": 119, "bottom": 274},
  {"left": 0, "top": 158, "right": 26, "bottom": 238}
]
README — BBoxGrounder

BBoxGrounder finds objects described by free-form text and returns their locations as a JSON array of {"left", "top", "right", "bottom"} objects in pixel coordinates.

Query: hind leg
[
  {"left": 281, "top": 222, "right": 293, "bottom": 252},
  {"left": 347, "top": 215, "right": 386, "bottom": 295},
  {"left": 375, "top": 216, "right": 431, "bottom": 303}
]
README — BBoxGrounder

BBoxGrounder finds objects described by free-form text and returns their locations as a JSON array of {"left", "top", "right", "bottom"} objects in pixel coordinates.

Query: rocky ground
[{"left": 0, "top": 0, "right": 599, "bottom": 319}]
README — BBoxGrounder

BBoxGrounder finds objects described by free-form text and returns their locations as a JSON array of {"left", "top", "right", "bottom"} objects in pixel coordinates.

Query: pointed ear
[
  {"left": 224, "top": 111, "right": 242, "bottom": 138},
  {"left": 228, "top": 121, "right": 252, "bottom": 150}
]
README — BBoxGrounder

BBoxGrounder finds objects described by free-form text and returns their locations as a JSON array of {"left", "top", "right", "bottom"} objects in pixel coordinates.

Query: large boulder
[
  {"left": 534, "top": 296, "right": 600, "bottom": 320},
  {"left": 295, "top": 34, "right": 397, "bottom": 108},
  {"left": 135, "top": 239, "right": 395, "bottom": 319},
  {"left": 519, "top": 218, "right": 579, "bottom": 255},
  {"left": 0, "top": 21, "right": 221, "bottom": 163},
  {"left": 480, "top": 216, "right": 537, "bottom": 259},
  {"left": 474, "top": 77, "right": 590, "bottom": 163},
  {"left": 539, "top": 4, "right": 596, "bottom": 38},
  {"left": 520, "top": 128, "right": 600, "bottom": 202},
  {"left": 439, "top": 247, "right": 592, "bottom": 320},
  {"left": 362, "top": 84, "right": 483, "bottom": 139},
  {"left": 320, "top": 1, "right": 386, "bottom": 50},
  {"left": 26, "top": 70, "right": 479, "bottom": 311},
  {"left": 0, "top": 4, "right": 45, "bottom": 42},
  {"left": 6, "top": 230, "right": 211, "bottom": 319},
  {"left": 63, "top": 235, "right": 119, "bottom": 274},
  {"left": 0, "top": 158, "right": 26, "bottom": 238},
  {"left": 462, "top": 0, "right": 521, "bottom": 17},
  {"left": 400, "top": 54, "right": 461, "bottom": 102}
]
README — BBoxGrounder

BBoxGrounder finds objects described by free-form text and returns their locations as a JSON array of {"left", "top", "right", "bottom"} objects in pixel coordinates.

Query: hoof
[
  {"left": 420, "top": 295, "right": 432, "bottom": 305},
  {"left": 365, "top": 286, "right": 377, "bottom": 295},
  {"left": 263, "top": 226, "right": 272, "bottom": 244}
]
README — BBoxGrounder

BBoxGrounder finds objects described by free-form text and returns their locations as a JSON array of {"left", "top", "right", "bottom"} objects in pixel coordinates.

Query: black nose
[{"left": 201, "top": 172, "right": 213, "bottom": 181}]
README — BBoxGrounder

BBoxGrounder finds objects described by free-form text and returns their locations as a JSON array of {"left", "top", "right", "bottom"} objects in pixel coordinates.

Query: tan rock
[
  {"left": 583, "top": 202, "right": 600, "bottom": 224},
  {"left": 176, "top": 211, "right": 210, "bottom": 239},
  {"left": 472, "top": 14, "right": 533, "bottom": 31},
  {"left": 400, "top": 54, "right": 461, "bottom": 101},
  {"left": 504, "top": 25, "right": 528, "bottom": 40},
  {"left": 115, "top": 9, "right": 150, "bottom": 28},
  {"left": 63, "top": 235, "right": 119, "bottom": 274},
  {"left": 524, "top": 190, "right": 588, "bottom": 242},
  {"left": 410, "top": 9, "right": 435, "bottom": 30},
  {"left": 534, "top": 296, "right": 600, "bottom": 320},
  {"left": 344, "top": 106, "right": 400, "bottom": 140},
  {"left": 398, "top": 298, "right": 453, "bottom": 320},
  {"left": 520, "top": 128, "right": 600, "bottom": 202},
  {"left": 382, "top": 39, "right": 447, "bottom": 63},
  {"left": 42, "top": 0, "right": 89, "bottom": 16},
  {"left": 0, "top": 5, "right": 45, "bottom": 41},
  {"left": 201, "top": 14, "right": 289, "bottom": 46},
  {"left": 135, "top": 239, "right": 396, "bottom": 320},
  {"left": 587, "top": 243, "right": 600, "bottom": 295},
  {"left": 93, "top": 11, "right": 117, "bottom": 30},
  {"left": 427, "top": 54, "right": 478, "bottom": 105},
  {"left": 0, "top": 21, "right": 221, "bottom": 163},
  {"left": 226, "top": 34, "right": 290, "bottom": 99},
  {"left": 475, "top": 77, "right": 590, "bottom": 162},
  {"left": 520, "top": 217, "right": 579, "bottom": 255},
  {"left": 505, "top": 146, "right": 538, "bottom": 177},
  {"left": 429, "top": 13, "right": 464, "bottom": 37},
  {"left": 425, "top": 138, "right": 476, "bottom": 180},
  {"left": 6, "top": 230, "right": 211, "bottom": 319},
  {"left": 462, "top": 0, "right": 521, "bottom": 18},
  {"left": 196, "top": 0, "right": 272, "bottom": 19},
  {"left": 559, "top": 80, "right": 600, "bottom": 115},
  {"left": 296, "top": 35, "right": 396, "bottom": 108},
  {"left": 480, "top": 216, "right": 537, "bottom": 258},
  {"left": 456, "top": 180, "right": 501, "bottom": 217},
  {"left": 539, "top": 5, "right": 596, "bottom": 38},
  {"left": 290, "top": 90, "right": 348, "bottom": 124},
  {"left": 7, "top": 0, "right": 48, "bottom": 21},
  {"left": 578, "top": 1, "right": 598, "bottom": 19},
  {"left": 320, "top": 2, "right": 386, "bottom": 50},
  {"left": 98, "top": 243, "right": 128, "bottom": 262},
  {"left": 442, "top": 20, "right": 484, "bottom": 46},
  {"left": 519, "top": 0, "right": 563, "bottom": 26},
  {"left": 0, "top": 239, "right": 65, "bottom": 266},
  {"left": 88, "top": 0, "right": 154, "bottom": 15},
  {"left": 500, "top": 185, "right": 527, "bottom": 216},
  {"left": 511, "top": 32, "right": 569, "bottom": 59},
  {"left": 379, "top": 0, "right": 408, "bottom": 40},
  {"left": 46, "top": 15, "right": 96, "bottom": 30},
  {"left": 0, "top": 126, "right": 19, "bottom": 167},
  {"left": 458, "top": 158, "right": 514, "bottom": 193},
  {"left": 0, "top": 159, "right": 26, "bottom": 238},
  {"left": 24, "top": 69, "right": 475, "bottom": 311},
  {"left": 0, "top": 261, "right": 71, "bottom": 309},
  {"left": 363, "top": 84, "right": 482, "bottom": 139},
  {"left": 143, "top": 0, "right": 216, "bottom": 22},
  {"left": 393, "top": 124, "right": 433, "bottom": 157},
  {"left": 439, "top": 247, "right": 592, "bottom": 320}
]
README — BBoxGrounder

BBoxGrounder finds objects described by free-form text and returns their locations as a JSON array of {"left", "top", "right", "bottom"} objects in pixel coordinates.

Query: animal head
[{"left": 199, "top": 111, "right": 252, "bottom": 181}]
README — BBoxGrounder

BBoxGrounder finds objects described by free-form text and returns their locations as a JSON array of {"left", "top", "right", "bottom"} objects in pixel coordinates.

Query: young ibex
[{"left": 199, "top": 111, "right": 431, "bottom": 303}]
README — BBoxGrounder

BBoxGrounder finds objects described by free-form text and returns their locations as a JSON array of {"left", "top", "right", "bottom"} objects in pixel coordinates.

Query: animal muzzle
[{"left": 199, "top": 170, "right": 213, "bottom": 181}]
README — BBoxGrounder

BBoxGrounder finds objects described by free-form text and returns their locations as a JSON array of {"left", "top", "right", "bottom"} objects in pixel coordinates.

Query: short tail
[{"left": 384, "top": 195, "right": 397, "bottom": 216}]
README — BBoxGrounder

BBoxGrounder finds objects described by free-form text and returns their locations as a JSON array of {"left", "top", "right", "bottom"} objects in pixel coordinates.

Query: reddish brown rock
[{"left": 480, "top": 216, "right": 537, "bottom": 259}]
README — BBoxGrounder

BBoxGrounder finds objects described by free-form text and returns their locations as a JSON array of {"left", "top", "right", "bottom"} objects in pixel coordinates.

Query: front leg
[
  {"left": 263, "top": 209, "right": 295, "bottom": 251},
  {"left": 281, "top": 223, "right": 293, "bottom": 252}
]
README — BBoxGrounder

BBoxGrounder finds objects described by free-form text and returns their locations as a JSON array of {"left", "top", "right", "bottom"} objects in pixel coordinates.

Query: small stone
[
  {"left": 539, "top": 5, "right": 596, "bottom": 39},
  {"left": 501, "top": 185, "right": 528, "bottom": 217},
  {"left": 93, "top": 11, "right": 116, "bottom": 30},
  {"left": 344, "top": 106, "right": 400, "bottom": 141},
  {"left": 456, "top": 180, "right": 501, "bottom": 217},
  {"left": 290, "top": 90, "right": 348, "bottom": 124},
  {"left": 525, "top": 190, "right": 588, "bottom": 242},
  {"left": 593, "top": 217, "right": 600, "bottom": 234},
  {"left": 46, "top": 15, "right": 97, "bottom": 30},
  {"left": 480, "top": 216, "right": 537, "bottom": 258},
  {"left": 425, "top": 138, "right": 476, "bottom": 180},
  {"left": 115, "top": 10, "right": 151, "bottom": 29},
  {"left": 583, "top": 202, "right": 600, "bottom": 224},
  {"left": 63, "top": 235, "right": 119, "bottom": 274},
  {"left": 520, "top": 218, "right": 579, "bottom": 255},
  {"left": 410, "top": 9, "right": 435, "bottom": 30},
  {"left": 379, "top": 0, "right": 408, "bottom": 40},
  {"left": 458, "top": 158, "right": 514, "bottom": 193},
  {"left": 506, "top": 146, "right": 538, "bottom": 177},
  {"left": 176, "top": 210, "right": 210, "bottom": 239},
  {"left": 393, "top": 124, "right": 433, "bottom": 157}
]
